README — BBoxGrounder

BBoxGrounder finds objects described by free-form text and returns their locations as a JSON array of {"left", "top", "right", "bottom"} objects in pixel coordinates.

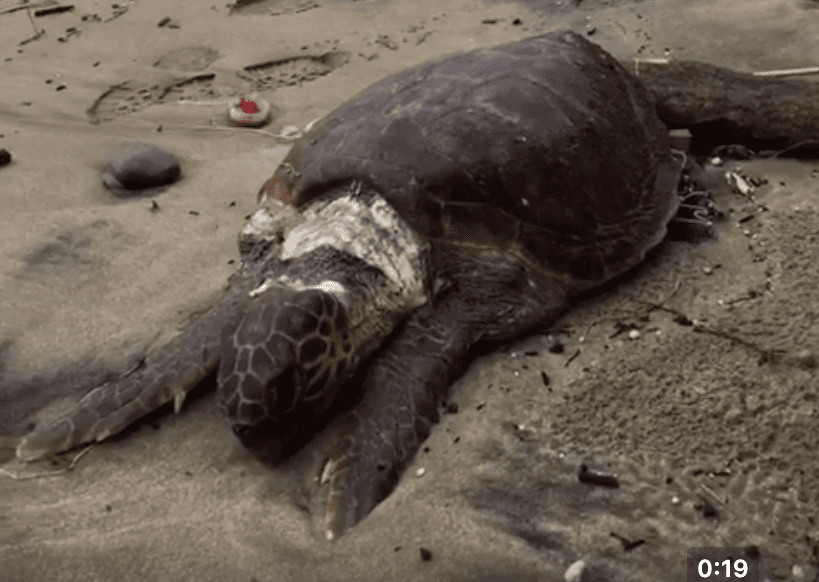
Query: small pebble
[
  {"left": 699, "top": 499, "right": 718, "bottom": 518},
  {"left": 547, "top": 341, "right": 564, "bottom": 354},
  {"left": 564, "top": 559, "right": 585, "bottom": 582},
  {"left": 0, "top": 148, "right": 11, "bottom": 167},
  {"left": 578, "top": 463, "right": 619, "bottom": 488},
  {"left": 628, "top": 329, "right": 640, "bottom": 340},
  {"left": 101, "top": 141, "right": 180, "bottom": 197}
]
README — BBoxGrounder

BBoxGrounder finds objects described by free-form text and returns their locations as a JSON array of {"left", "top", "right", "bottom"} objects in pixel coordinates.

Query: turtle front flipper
[
  {"left": 320, "top": 246, "right": 571, "bottom": 539},
  {"left": 320, "top": 303, "right": 470, "bottom": 539},
  {"left": 16, "top": 282, "right": 249, "bottom": 461}
]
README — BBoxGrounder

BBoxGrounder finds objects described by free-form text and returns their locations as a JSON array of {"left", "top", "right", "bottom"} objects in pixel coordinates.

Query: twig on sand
[
  {"left": 752, "top": 66, "right": 819, "bottom": 78},
  {"left": 180, "top": 121, "right": 310, "bottom": 141},
  {"left": 633, "top": 57, "right": 819, "bottom": 79},
  {"left": 17, "top": 0, "right": 44, "bottom": 45},
  {"left": 0, "top": 1, "right": 47, "bottom": 15},
  {"left": 771, "top": 138, "right": 819, "bottom": 158},
  {"left": 190, "top": 124, "right": 286, "bottom": 138},
  {"left": 33, "top": 4, "right": 74, "bottom": 17}
]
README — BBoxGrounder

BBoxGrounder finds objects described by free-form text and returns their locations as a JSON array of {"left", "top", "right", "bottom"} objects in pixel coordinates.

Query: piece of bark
[{"left": 34, "top": 5, "right": 74, "bottom": 17}]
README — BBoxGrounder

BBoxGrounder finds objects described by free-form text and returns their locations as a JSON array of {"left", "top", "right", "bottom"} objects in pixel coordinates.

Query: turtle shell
[{"left": 269, "top": 30, "right": 682, "bottom": 292}]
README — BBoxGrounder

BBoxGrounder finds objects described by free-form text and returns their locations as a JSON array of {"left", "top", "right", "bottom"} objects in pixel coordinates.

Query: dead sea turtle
[{"left": 16, "top": 30, "right": 705, "bottom": 539}]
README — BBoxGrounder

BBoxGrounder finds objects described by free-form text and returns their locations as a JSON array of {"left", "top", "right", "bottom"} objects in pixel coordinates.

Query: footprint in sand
[{"left": 86, "top": 50, "right": 349, "bottom": 124}]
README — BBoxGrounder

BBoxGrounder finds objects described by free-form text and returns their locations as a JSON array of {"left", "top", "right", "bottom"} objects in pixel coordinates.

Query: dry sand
[{"left": 2, "top": 0, "right": 819, "bottom": 580}]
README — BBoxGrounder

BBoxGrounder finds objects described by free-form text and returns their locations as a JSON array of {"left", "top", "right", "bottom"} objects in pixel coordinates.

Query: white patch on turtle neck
[
  {"left": 278, "top": 190, "right": 428, "bottom": 310},
  {"left": 251, "top": 276, "right": 347, "bottom": 298}
]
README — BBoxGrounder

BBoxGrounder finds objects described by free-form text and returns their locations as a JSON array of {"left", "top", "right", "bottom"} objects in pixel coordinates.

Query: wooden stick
[
  {"left": 632, "top": 58, "right": 819, "bottom": 79},
  {"left": 752, "top": 66, "right": 819, "bottom": 78},
  {"left": 34, "top": 4, "right": 74, "bottom": 17},
  {"left": 19, "top": 0, "right": 44, "bottom": 44}
]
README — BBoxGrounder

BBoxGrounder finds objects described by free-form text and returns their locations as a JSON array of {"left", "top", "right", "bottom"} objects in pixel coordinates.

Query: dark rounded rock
[
  {"left": 101, "top": 141, "right": 180, "bottom": 197},
  {"left": 0, "top": 148, "right": 11, "bottom": 168}
]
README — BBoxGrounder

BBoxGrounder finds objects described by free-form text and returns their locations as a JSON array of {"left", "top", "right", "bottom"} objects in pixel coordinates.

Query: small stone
[
  {"left": 578, "top": 463, "right": 619, "bottom": 488},
  {"left": 547, "top": 340, "right": 564, "bottom": 354},
  {"left": 724, "top": 406, "right": 742, "bottom": 421},
  {"left": 0, "top": 148, "right": 11, "bottom": 167},
  {"left": 699, "top": 498, "right": 718, "bottom": 518},
  {"left": 564, "top": 559, "right": 585, "bottom": 582},
  {"left": 102, "top": 142, "right": 180, "bottom": 197},
  {"left": 628, "top": 329, "right": 640, "bottom": 340}
]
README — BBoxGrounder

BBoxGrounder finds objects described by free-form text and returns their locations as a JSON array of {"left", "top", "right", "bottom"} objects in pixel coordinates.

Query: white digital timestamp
[
  {"left": 687, "top": 547, "right": 760, "bottom": 582},
  {"left": 698, "top": 559, "right": 748, "bottom": 578}
]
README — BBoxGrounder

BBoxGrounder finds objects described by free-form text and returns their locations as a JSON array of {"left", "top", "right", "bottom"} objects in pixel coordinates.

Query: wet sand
[{"left": 2, "top": 0, "right": 819, "bottom": 580}]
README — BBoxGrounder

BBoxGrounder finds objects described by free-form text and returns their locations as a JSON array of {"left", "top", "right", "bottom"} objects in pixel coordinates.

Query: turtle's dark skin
[{"left": 18, "top": 30, "right": 712, "bottom": 539}]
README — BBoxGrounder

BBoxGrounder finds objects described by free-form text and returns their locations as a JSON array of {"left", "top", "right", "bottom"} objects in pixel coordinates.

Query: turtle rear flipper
[
  {"left": 320, "top": 246, "right": 570, "bottom": 538},
  {"left": 16, "top": 283, "right": 248, "bottom": 461}
]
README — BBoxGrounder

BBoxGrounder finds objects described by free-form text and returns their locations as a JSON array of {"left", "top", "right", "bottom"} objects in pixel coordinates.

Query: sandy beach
[{"left": 3, "top": 0, "right": 819, "bottom": 580}]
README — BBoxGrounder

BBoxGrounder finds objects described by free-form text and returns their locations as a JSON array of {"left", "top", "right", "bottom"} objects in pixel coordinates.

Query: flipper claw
[{"left": 173, "top": 390, "right": 186, "bottom": 413}]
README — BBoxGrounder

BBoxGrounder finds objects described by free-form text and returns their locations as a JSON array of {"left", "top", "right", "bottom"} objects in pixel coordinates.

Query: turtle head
[{"left": 217, "top": 286, "right": 354, "bottom": 463}]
